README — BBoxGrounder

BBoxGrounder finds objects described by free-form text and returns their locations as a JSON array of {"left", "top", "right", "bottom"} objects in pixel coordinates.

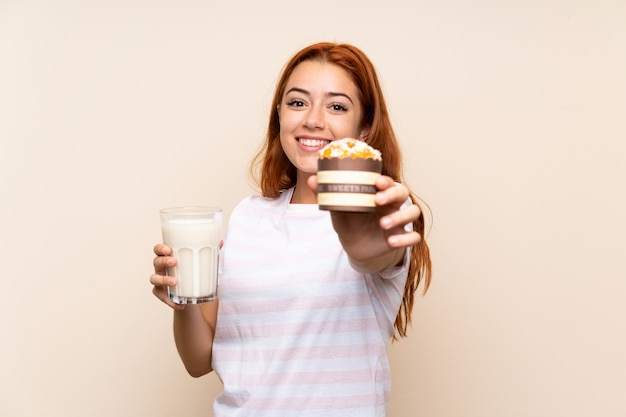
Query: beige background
[{"left": 1, "top": 0, "right": 625, "bottom": 416}]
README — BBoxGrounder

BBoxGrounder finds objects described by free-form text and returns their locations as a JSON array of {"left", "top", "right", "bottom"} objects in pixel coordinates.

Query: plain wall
[{"left": 1, "top": 0, "right": 625, "bottom": 416}]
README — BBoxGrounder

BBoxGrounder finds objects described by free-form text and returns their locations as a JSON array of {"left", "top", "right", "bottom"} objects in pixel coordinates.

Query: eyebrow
[{"left": 285, "top": 87, "right": 354, "bottom": 104}]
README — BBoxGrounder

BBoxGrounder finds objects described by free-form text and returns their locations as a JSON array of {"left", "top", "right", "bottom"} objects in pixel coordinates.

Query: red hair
[{"left": 250, "top": 42, "right": 432, "bottom": 339}]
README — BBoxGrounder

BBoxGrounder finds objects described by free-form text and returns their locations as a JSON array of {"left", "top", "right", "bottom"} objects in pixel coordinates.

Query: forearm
[
  {"left": 173, "top": 304, "right": 216, "bottom": 377},
  {"left": 347, "top": 246, "right": 405, "bottom": 274}
]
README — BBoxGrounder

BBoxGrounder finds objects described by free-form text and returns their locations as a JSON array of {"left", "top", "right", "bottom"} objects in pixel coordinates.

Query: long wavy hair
[{"left": 250, "top": 42, "right": 432, "bottom": 339}]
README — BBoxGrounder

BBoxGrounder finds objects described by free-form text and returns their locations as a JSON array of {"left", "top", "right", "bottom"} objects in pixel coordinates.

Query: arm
[
  {"left": 151, "top": 244, "right": 217, "bottom": 377},
  {"left": 308, "top": 175, "right": 421, "bottom": 274},
  {"left": 173, "top": 301, "right": 217, "bottom": 377}
]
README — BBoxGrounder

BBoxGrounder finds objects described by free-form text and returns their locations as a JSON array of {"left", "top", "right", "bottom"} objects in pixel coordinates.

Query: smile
[{"left": 298, "top": 137, "right": 330, "bottom": 147}]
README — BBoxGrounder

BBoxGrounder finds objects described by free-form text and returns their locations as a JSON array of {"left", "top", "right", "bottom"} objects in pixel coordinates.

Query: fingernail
[
  {"left": 388, "top": 236, "right": 399, "bottom": 246},
  {"left": 167, "top": 278, "right": 175, "bottom": 286},
  {"left": 381, "top": 217, "right": 392, "bottom": 228}
]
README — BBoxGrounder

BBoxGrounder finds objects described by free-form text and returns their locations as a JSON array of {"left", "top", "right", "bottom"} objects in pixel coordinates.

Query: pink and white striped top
[{"left": 212, "top": 187, "right": 409, "bottom": 417}]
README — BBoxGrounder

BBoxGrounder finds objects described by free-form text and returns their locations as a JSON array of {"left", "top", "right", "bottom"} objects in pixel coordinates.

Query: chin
[
  {"left": 298, "top": 167, "right": 318, "bottom": 176},
  {"left": 294, "top": 158, "right": 319, "bottom": 175}
]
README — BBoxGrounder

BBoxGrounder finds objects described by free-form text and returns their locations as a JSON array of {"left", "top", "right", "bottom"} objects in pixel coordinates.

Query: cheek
[
  {"left": 340, "top": 117, "right": 364, "bottom": 139},
  {"left": 278, "top": 131, "right": 290, "bottom": 150},
  {"left": 278, "top": 110, "right": 300, "bottom": 132}
]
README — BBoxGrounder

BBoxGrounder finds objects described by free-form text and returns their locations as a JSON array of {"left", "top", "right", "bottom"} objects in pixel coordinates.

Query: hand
[
  {"left": 372, "top": 175, "right": 423, "bottom": 249},
  {"left": 307, "top": 174, "right": 422, "bottom": 272},
  {"left": 150, "top": 244, "right": 186, "bottom": 310}
]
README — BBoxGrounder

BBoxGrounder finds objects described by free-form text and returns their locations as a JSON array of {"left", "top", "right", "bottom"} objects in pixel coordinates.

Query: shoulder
[
  {"left": 233, "top": 192, "right": 287, "bottom": 212},
  {"left": 230, "top": 190, "right": 291, "bottom": 222}
]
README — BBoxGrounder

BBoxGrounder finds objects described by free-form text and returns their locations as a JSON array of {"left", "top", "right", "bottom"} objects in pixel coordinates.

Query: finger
[
  {"left": 153, "top": 243, "right": 172, "bottom": 256},
  {"left": 153, "top": 254, "right": 176, "bottom": 275},
  {"left": 374, "top": 175, "right": 395, "bottom": 191},
  {"left": 380, "top": 204, "right": 421, "bottom": 231},
  {"left": 388, "top": 231, "right": 422, "bottom": 248},
  {"left": 375, "top": 181, "right": 409, "bottom": 207},
  {"left": 150, "top": 273, "right": 176, "bottom": 287}
]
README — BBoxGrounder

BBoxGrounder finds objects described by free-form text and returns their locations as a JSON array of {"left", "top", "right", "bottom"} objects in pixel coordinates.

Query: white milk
[{"left": 161, "top": 217, "right": 220, "bottom": 303}]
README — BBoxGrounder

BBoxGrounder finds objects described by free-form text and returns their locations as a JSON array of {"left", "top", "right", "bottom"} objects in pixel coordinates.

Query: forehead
[{"left": 285, "top": 61, "right": 358, "bottom": 93}]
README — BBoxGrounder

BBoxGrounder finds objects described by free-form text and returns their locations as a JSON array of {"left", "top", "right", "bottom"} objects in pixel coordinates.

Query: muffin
[{"left": 317, "top": 138, "right": 383, "bottom": 212}]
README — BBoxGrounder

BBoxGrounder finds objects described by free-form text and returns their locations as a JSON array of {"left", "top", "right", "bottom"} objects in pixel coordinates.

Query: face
[{"left": 278, "top": 60, "right": 369, "bottom": 176}]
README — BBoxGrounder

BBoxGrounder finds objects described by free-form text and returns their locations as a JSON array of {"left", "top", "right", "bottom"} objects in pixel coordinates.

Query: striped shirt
[{"left": 212, "top": 187, "right": 409, "bottom": 417}]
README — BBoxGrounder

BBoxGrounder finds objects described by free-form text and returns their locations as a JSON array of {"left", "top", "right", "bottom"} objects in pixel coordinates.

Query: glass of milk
[{"left": 160, "top": 207, "right": 222, "bottom": 304}]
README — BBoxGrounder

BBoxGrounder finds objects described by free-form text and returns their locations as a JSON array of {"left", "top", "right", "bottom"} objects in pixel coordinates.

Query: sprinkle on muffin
[{"left": 318, "top": 138, "right": 382, "bottom": 160}]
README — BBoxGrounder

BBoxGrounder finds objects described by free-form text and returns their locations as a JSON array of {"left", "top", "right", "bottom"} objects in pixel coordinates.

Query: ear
[{"left": 358, "top": 125, "right": 370, "bottom": 141}]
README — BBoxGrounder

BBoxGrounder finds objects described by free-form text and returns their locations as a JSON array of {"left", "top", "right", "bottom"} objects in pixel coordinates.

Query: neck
[{"left": 291, "top": 173, "right": 317, "bottom": 204}]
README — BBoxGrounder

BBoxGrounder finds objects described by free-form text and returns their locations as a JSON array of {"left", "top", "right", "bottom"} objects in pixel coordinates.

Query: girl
[{"left": 151, "top": 42, "right": 432, "bottom": 417}]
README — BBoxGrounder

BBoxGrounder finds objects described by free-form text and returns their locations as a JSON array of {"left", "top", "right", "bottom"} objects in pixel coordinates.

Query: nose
[{"left": 303, "top": 105, "right": 325, "bottom": 129}]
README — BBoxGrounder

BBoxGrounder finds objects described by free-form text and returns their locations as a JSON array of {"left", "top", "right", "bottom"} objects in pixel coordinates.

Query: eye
[
  {"left": 286, "top": 99, "right": 305, "bottom": 108},
  {"left": 330, "top": 103, "right": 348, "bottom": 112}
]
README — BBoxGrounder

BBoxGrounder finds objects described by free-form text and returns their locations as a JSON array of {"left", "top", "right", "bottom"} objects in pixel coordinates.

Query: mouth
[{"left": 297, "top": 137, "right": 331, "bottom": 149}]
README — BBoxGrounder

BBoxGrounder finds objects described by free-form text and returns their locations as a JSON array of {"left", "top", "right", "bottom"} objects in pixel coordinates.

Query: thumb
[{"left": 307, "top": 174, "right": 318, "bottom": 195}]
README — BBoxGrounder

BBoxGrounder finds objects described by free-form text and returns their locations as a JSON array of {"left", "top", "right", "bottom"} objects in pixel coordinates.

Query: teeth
[{"left": 299, "top": 138, "right": 329, "bottom": 147}]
